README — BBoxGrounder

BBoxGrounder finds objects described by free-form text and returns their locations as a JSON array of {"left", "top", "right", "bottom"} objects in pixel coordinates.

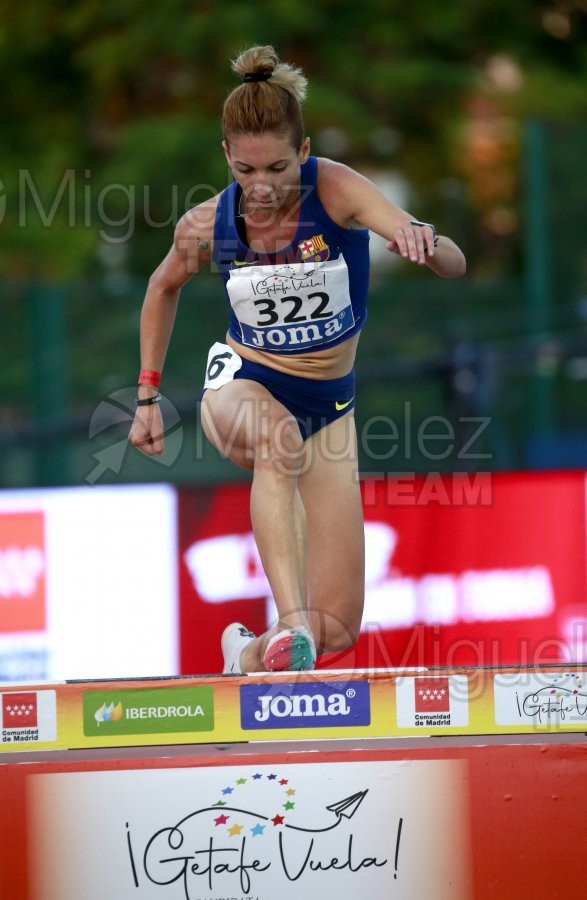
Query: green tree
[{"left": 0, "top": 0, "right": 585, "bottom": 278}]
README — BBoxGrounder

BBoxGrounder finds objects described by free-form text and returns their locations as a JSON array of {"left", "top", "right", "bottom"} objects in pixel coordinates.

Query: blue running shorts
[
  {"left": 234, "top": 358, "right": 355, "bottom": 440},
  {"left": 202, "top": 347, "right": 355, "bottom": 441}
]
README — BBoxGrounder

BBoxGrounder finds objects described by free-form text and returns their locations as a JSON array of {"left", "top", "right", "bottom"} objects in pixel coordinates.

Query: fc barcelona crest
[{"left": 298, "top": 234, "right": 330, "bottom": 262}]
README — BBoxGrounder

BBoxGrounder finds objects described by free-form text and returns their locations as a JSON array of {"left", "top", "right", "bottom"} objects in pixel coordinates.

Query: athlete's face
[{"left": 223, "top": 132, "right": 310, "bottom": 215}]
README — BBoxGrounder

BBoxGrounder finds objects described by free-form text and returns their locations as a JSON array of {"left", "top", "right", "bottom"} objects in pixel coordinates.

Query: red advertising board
[
  {"left": 1, "top": 741, "right": 586, "bottom": 900},
  {"left": 179, "top": 471, "right": 587, "bottom": 674}
]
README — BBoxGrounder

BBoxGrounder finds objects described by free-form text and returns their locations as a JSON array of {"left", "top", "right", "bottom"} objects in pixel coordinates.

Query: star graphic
[
  {"left": 212, "top": 800, "right": 227, "bottom": 806},
  {"left": 283, "top": 801, "right": 295, "bottom": 810},
  {"left": 214, "top": 814, "right": 229, "bottom": 826},
  {"left": 286, "top": 788, "right": 296, "bottom": 796},
  {"left": 252, "top": 773, "right": 263, "bottom": 780},
  {"left": 271, "top": 814, "right": 285, "bottom": 826},
  {"left": 222, "top": 787, "right": 234, "bottom": 795},
  {"left": 228, "top": 823, "right": 244, "bottom": 837},
  {"left": 267, "top": 774, "right": 277, "bottom": 780},
  {"left": 236, "top": 777, "right": 247, "bottom": 785},
  {"left": 251, "top": 824, "right": 265, "bottom": 836},
  {"left": 279, "top": 779, "right": 288, "bottom": 785}
]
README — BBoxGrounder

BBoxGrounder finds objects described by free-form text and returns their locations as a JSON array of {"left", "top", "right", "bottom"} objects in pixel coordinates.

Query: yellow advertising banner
[{"left": 1, "top": 666, "right": 586, "bottom": 754}]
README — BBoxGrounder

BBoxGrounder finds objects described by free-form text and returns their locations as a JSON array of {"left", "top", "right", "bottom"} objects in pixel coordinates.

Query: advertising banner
[
  {"left": 25, "top": 758, "right": 470, "bottom": 900},
  {"left": 4, "top": 666, "right": 587, "bottom": 755},
  {"left": 0, "top": 485, "right": 178, "bottom": 681},
  {"left": 179, "top": 471, "right": 587, "bottom": 674},
  {"left": 1, "top": 472, "right": 586, "bottom": 683},
  {"left": 1, "top": 742, "right": 586, "bottom": 900}
]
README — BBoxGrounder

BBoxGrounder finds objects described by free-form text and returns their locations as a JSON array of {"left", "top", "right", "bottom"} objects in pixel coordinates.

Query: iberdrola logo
[
  {"left": 95, "top": 700, "right": 123, "bottom": 725},
  {"left": 82, "top": 686, "right": 214, "bottom": 736}
]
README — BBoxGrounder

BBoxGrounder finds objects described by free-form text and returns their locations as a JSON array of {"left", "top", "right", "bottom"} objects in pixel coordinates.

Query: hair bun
[
  {"left": 223, "top": 45, "right": 308, "bottom": 145},
  {"left": 231, "top": 45, "right": 307, "bottom": 103},
  {"left": 232, "top": 46, "right": 278, "bottom": 80}
]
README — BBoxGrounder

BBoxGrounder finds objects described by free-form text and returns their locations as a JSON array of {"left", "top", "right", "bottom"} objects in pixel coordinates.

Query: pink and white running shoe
[{"left": 263, "top": 626, "right": 316, "bottom": 672}]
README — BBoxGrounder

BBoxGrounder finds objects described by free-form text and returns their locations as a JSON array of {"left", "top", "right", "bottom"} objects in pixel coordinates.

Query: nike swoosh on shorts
[{"left": 335, "top": 398, "right": 354, "bottom": 411}]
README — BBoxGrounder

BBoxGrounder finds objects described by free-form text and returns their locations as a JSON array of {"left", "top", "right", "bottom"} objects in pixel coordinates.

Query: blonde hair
[{"left": 222, "top": 45, "right": 308, "bottom": 148}]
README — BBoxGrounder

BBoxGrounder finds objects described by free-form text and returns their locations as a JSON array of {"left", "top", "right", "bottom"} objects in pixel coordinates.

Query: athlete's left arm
[{"left": 317, "top": 158, "right": 466, "bottom": 278}]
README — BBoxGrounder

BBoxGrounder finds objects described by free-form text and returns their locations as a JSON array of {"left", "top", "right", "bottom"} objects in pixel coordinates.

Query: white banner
[
  {"left": 29, "top": 759, "right": 471, "bottom": 900},
  {"left": 494, "top": 671, "right": 587, "bottom": 727},
  {"left": 0, "top": 485, "right": 177, "bottom": 680}
]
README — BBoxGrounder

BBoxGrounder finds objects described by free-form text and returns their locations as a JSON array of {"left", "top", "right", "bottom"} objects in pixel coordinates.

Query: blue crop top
[{"left": 212, "top": 156, "right": 370, "bottom": 354}]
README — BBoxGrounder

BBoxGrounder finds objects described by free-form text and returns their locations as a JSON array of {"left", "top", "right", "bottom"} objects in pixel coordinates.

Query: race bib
[
  {"left": 226, "top": 256, "right": 355, "bottom": 352},
  {"left": 203, "top": 342, "right": 243, "bottom": 389}
]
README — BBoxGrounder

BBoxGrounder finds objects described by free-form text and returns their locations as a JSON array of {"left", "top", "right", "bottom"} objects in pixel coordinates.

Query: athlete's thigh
[
  {"left": 298, "top": 413, "right": 365, "bottom": 636},
  {"left": 201, "top": 378, "right": 295, "bottom": 468},
  {"left": 200, "top": 378, "right": 282, "bottom": 468}
]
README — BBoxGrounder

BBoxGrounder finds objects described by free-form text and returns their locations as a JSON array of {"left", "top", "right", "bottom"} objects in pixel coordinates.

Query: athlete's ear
[
  {"left": 222, "top": 139, "right": 231, "bottom": 165},
  {"left": 299, "top": 137, "right": 310, "bottom": 164}
]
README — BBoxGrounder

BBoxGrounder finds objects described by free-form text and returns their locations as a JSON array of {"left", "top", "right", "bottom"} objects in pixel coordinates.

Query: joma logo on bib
[
  {"left": 248, "top": 314, "right": 349, "bottom": 349},
  {"left": 240, "top": 681, "right": 371, "bottom": 730}
]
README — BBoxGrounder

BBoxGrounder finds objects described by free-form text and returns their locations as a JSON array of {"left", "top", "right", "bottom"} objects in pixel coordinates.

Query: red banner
[
  {"left": 1, "top": 741, "right": 586, "bottom": 900},
  {"left": 179, "top": 471, "right": 587, "bottom": 673}
]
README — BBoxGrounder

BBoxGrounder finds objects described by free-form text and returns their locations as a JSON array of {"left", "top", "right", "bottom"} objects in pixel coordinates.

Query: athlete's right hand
[{"left": 128, "top": 404, "right": 165, "bottom": 456}]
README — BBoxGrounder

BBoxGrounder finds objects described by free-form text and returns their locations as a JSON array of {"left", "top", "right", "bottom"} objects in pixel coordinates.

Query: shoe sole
[{"left": 264, "top": 632, "right": 315, "bottom": 671}]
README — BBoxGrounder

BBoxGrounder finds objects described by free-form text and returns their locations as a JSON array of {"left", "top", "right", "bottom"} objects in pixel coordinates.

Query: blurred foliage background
[{"left": 1, "top": 0, "right": 587, "bottom": 486}]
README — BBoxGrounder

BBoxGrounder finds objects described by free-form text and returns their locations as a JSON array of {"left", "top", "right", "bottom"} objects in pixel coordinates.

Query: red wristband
[{"left": 138, "top": 369, "right": 161, "bottom": 387}]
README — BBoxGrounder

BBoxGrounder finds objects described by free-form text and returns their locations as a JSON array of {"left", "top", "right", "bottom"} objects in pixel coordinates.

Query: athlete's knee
[
  {"left": 312, "top": 612, "right": 362, "bottom": 654},
  {"left": 254, "top": 414, "right": 304, "bottom": 474}
]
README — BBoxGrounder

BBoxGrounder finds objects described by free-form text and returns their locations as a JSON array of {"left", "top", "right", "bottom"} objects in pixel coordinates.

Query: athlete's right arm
[{"left": 128, "top": 198, "right": 218, "bottom": 455}]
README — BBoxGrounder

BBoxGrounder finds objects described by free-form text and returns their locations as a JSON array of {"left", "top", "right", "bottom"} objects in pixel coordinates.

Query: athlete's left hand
[{"left": 385, "top": 221, "right": 437, "bottom": 265}]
